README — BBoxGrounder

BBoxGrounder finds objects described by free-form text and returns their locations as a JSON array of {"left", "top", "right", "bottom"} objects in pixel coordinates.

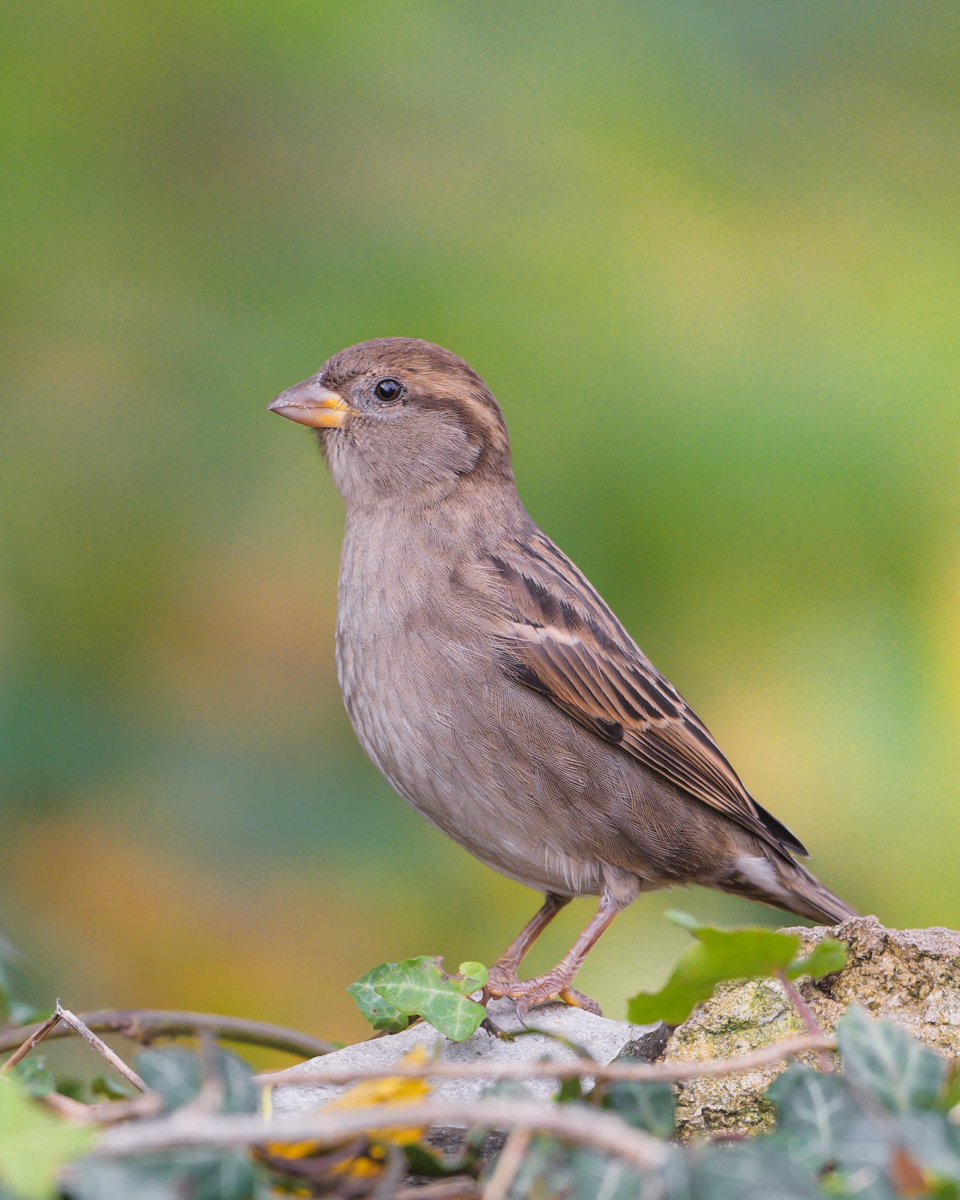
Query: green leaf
[
  {"left": 9, "top": 1058, "right": 54, "bottom": 1100},
  {"left": 373, "top": 957, "right": 487, "bottom": 1041},
  {"left": 67, "top": 1150, "right": 259, "bottom": 1200},
  {"left": 456, "top": 962, "right": 489, "bottom": 994},
  {"left": 556, "top": 1076, "right": 584, "bottom": 1104},
  {"left": 768, "top": 1065, "right": 867, "bottom": 1170},
  {"left": 134, "top": 1046, "right": 258, "bottom": 1115},
  {"left": 504, "top": 1135, "right": 663, "bottom": 1200},
  {"left": 628, "top": 915, "right": 801, "bottom": 1026},
  {"left": 0, "top": 1074, "right": 93, "bottom": 1199},
  {"left": 90, "top": 1074, "right": 136, "bottom": 1102},
  {"left": 601, "top": 1080, "right": 675, "bottom": 1137},
  {"left": 787, "top": 938, "right": 848, "bottom": 981},
  {"left": 347, "top": 964, "right": 411, "bottom": 1033},
  {"left": 688, "top": 1140, "right": 822, "bottom": 1199},
  {"left": 837, "top": 1006, "right": 948, "bottom": 1113}
]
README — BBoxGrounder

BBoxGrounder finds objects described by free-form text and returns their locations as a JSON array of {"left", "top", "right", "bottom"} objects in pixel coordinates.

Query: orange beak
[{"left": 269, "top": 380, "right": 354, "bottom": 429}]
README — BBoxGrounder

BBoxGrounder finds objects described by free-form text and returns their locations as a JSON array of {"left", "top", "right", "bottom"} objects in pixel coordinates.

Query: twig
[
  {"left": 83, "top": 1093, "right": 165, "bottom": 1125},
  {"left": 0, "top": 1008, "right": 333, "bottom": 1059},
  {"left": 483, "top": 1128, "right": 531, "bottom": 1200},
  {"left": 776, "top": 972, "right": 833, "bottom": 1074},
  {"left": 258, "top": 1033, "right": 836, "bottom": 1090},
  {"left": 95, "top": 1098, "right": 670, "bottom": 1176},
  {"left": 42, "top": 1092, "right": 90, "bottom": 1120},
  {"left": 0, "top": 1010, "right": 61, "bottom": 1074},
  {"left": 56, "top": 1004, "right": 147, "bottom": 1093},
  {"left": 394, "top": 1182, "right": 480, "bottom": 1200}
]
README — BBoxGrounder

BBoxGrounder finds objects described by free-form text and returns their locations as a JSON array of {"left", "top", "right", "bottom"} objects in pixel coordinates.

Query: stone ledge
[{"left": 665, "top": 916, "right": 960, "bottom": 1138}]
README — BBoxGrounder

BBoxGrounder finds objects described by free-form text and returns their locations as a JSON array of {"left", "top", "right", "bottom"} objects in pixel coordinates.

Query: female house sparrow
[{"left": 270, "top": 338, "right": 855, "bottom": 1014}]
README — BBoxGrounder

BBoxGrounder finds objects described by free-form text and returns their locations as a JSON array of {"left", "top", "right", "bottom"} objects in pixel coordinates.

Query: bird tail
[{"left": 723, "top": 854, "right": 857, "bottom": 926}]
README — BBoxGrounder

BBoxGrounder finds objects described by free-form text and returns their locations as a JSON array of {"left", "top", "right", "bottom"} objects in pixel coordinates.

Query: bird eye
[{"left": 374, "top": 378, "right": 403, "bottom": 404}]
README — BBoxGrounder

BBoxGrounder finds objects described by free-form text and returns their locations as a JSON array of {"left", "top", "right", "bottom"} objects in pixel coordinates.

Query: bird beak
[{"left": 268, "top": 380, "right": 354, "bottom": 429}]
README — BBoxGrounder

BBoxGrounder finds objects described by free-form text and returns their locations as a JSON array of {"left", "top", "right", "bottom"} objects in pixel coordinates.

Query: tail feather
[{"left": 724, "top": 853, "right": 856, "bottom": 926}]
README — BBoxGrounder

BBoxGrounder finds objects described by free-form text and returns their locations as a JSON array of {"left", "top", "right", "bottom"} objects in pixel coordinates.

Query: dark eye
[{"left": 374, "top": 377, "right": 403, "bottom": 404}]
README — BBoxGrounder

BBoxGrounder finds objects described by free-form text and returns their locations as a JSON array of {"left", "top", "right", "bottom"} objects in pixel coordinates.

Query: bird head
[{"left": 269, "top": 338, "right": 514, "bottom": 506}]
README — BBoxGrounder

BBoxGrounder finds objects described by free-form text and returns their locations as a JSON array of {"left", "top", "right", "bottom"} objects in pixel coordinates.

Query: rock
[
  {"left": 667, "top": 916, "right": 960, "bottom": 1139},
  {"left": 270, "top": 998, "right": 664, "bottom": 1152}
]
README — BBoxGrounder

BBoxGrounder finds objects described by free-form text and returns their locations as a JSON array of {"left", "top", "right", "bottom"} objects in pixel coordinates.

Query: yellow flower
[{"left": 263, "top": 1045, "right": 434, "bottom": 1179}]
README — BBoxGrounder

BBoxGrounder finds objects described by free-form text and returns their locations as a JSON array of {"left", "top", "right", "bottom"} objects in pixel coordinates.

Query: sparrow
[{"left": 270, "top": 338, "right": 855, "bottom": 1015}]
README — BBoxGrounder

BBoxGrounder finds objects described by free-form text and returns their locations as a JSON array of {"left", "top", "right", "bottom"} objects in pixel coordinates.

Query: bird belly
[{"left": 336, "top": 615, "right": 604, "bottom": 897}]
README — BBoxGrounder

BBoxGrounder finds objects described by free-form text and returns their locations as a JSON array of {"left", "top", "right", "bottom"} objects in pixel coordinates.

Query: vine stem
[
  {"left": 775, "top": 972, "right": 834, "bottom": 1073},
  {"left": 257, "top": 1032, "right": 836, "bottom": 1089},
  {"left": 0, "top": 1009, "right": 333, "bottom": 1061},
  {"left": 96, "top": 1098, "right": 671, "bottom": 1176}
]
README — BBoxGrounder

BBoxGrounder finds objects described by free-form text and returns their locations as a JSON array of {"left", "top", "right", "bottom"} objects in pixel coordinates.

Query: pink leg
[
  {"left": 489, "top": 891, "right": 625, "bottom": 1017},
  {"left": 486, "top": 893, "right": 569, "bottom": 995}
]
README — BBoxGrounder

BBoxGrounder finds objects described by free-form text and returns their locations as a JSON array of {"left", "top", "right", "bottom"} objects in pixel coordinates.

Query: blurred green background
[{"left": 2, "top": 1, "right": 959, "bottom": 1053}]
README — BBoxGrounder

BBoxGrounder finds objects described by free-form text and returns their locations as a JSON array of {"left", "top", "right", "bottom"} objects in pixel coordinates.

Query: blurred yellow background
[{"left": 2, "top": 2, "right": 959, "bottom": 1054}]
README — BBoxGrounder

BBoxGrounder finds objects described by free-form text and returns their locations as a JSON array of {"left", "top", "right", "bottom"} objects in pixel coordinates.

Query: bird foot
[{"left": 485, "top": 967, "right": 602, "bottom": 1018}]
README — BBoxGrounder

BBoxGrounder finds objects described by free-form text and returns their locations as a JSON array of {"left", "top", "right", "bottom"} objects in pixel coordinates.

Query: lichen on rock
[{"left": 665, "top": 916, "right": 960, "bottom": 1138}]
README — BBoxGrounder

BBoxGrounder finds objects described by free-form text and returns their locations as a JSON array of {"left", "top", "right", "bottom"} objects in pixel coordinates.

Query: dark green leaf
[
  {"left": 67, "top": 1151, "right": 259, "bottom": 1200},
  {"left": 134, "top": 1046, "right": 257, "bottom": 1115},
  {"left": 892, "top": 1112, "right": 960, "bottom": 1187},
  {"left": 90, "top": 1074, "right": 136, "bottom": 1102},
  {"left": 787, "top": 938, "right": 848, "bottom": 981},
  {"left": 10, "top": 1058, "right": 54, "bottom": 1100},
  {"left": 556, "top": 1076, "right": 584, "bottom": 1104},
  {"left": 628, "top": 915, "right": 801, "bottom": 1026},
  {"left": 347, "top": 963, "right": 411, "bottom": 1034},
  {"left": 502, "top": 1135, "right": 663, "bottom": 1200},
  {"left": 837, "top": 1006, "right": 947, "bottom": 1113},
  {"left": 601, "top": 1080, "right": 675, "bottom": 1137},
  {"left": 688, "top": 1140, "right": 822, "bottom": 1200},
  {"left": 7, "top": 1005, "right": 53, "bottom": 1029},
  {"left": 768, "top": 1065, "right": 864, "bottom": 1169}
]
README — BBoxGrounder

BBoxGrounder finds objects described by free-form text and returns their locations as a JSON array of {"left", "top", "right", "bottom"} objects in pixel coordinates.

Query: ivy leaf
[
  {"left": 767, "top": 1065, "right": 868, "bottom": 1170},
  {"left": 347, "top": 964, "right": 410, "bottom": 1034},
  {"left": 68, "top": 1150, "right": 259, "bottom": 1200},
  {"left": 504, "top": 1136, "right": 662, "bottom": 1200},
  {"left": 601, "top": 1080, "right": 676, "bottom": 1137},
  {"left": 349, "top": 957, "right": 486, "bottom": 1041},
  {"left": 373, "top": 957, "right": 486, "bottom": 1042},
  {"left": 688, "top": 1139, "right": 822, "bottom": 1199},
  {"left": 787, "top": 939, "right": 847, "bottom": 981},
  {"left": 628, "top": 913, "right": 801, "bottom": 1026},
  {"left": 456, "top": 962, "right": 489, "bottom": 994},
  {"left": 0, "top": 1074, "right": 93, "bottom": 1199},
  {"left": 837, "top": 1006, "right": 947, "bottom": 1113},
  {"left": 628, "top": 913, "right": 847, "bottom": 1027},
  {"left": 90, "top": 1074, "right": 136, "bottom": 1102},
  {"left": 134, "top": 1046, "right": 258, "bottom": 1115},
  {"left": 9, "top": 1058, "right": 54, "bottom": 1100}
]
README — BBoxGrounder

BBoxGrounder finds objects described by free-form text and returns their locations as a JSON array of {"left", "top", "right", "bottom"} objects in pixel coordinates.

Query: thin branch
[
  {"left": 95, "top": 1098, "right": 670, "bottom": 1176},
  {"left": 0, "top": 1009, "right": 333, "bottom": 1060},
  {"left": 0, "top": 1010, "right": 61, "bottom": 1074},
  {"left": 258, "top": 1033, "right": 836, "bottom": 1090},
  {"left": 56, "top": 1004, "right": 147, "bottom": 1093},
  {"left": 776, "top": 972, "right": 833, "bottom": 1074},
  {"left": 394, "top": 1182, "right": 480, "bottom": 1200},
  {"left": 483, "top": 1128, "right": 531, "bottom": 1200}
]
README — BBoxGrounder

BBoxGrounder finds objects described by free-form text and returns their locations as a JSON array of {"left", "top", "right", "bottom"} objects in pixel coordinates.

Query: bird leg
[
  {"left": 485, "top": 892, "right": 570, "bottom": 998},
  {"left": 487, "top": 891, "right": 624, "bottom": 1018}
]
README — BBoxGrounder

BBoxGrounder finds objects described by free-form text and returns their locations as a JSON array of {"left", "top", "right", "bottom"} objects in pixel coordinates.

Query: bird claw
[{"left": 485, "top": 969, "right": 603, "bottom": 1018}]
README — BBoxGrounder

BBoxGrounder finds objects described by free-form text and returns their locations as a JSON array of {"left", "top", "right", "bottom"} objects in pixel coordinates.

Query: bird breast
[{"left": 333, "top": 505, "right": 606, "bottom": 897}]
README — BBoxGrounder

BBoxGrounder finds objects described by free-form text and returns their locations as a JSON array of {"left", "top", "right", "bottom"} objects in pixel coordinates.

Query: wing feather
[{"left": 490, "top": 533, "right": 807, "bottom": 858}]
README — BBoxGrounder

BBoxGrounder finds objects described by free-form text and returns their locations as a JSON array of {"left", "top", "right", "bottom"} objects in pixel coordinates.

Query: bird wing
[{"left": 488, "top": 531, "right": 807, "bottom": 858}]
